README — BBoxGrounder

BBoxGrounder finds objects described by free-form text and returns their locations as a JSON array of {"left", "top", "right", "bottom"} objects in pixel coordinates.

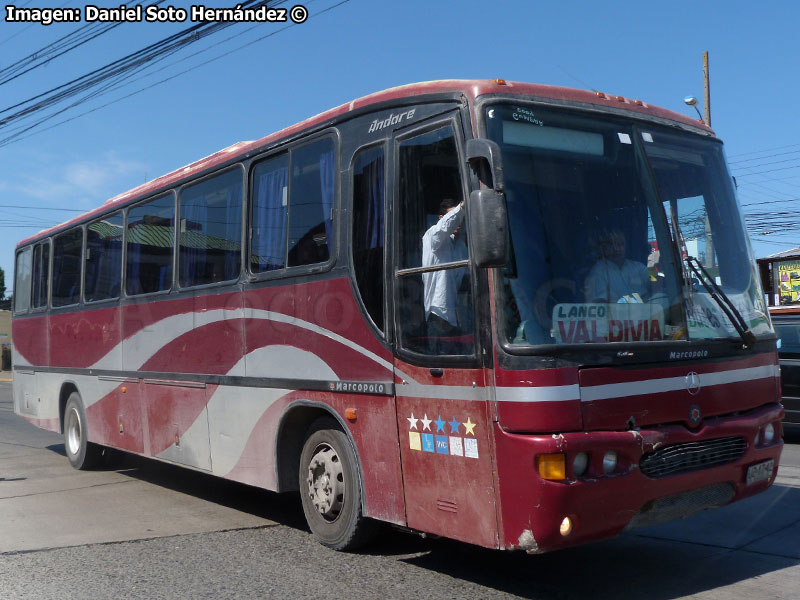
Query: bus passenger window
[
  {"left": 126, "top": 194, "right": 175, "bottom": 296},
  {"left": 251, "top": 154, "right": 289, "bottom": 272},
  {"left": 395, "top": 124, "right": 474, "bottom": 356},
  {"left": 14, "top": 247, "right": 32, "bottom": 313},
  {"left": 287, "top": 138, "right": 334, "bottom": 267},
  {"left": 179, "top": 169, "right": 243, "bottom": 287},
  {"left": 32, "top": 242, "right": 50, "bottom": 309},
  {"left": 352, "top": 146, "right": 385, "bottom": 331},
  {"left": 85, "top": 213, "right": 123, "bottom": 302},
  {"left": 52, "top": 230, "right": 83, "bottom": 307}
]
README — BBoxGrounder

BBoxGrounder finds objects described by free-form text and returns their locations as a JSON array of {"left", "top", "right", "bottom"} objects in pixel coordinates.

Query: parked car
[{"left": 771, "top": 310, "right": 800, "bottom": 427}]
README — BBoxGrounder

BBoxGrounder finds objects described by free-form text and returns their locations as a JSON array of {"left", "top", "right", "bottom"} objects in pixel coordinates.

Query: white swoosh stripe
[{"left": 83, "top": 308, "right": 410, "bottom": 382}]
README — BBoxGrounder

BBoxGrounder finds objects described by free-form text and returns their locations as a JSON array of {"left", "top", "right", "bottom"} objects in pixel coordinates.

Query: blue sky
[{"left": 1, "top": 0, "right": 798, "bottom": 295}]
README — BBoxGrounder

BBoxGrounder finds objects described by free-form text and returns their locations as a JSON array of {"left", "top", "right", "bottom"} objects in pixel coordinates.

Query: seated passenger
[{"left": 584, "top": 228, "right": 649, "bottom": 303}]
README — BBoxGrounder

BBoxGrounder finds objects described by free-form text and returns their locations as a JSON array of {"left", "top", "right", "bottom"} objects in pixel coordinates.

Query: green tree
[{"left": 0, "top": 265, "right": 5, "bottom": 300}]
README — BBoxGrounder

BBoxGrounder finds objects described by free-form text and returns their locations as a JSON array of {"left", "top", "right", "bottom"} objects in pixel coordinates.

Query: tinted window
[
  {"left": 250, "top": 137, "right": 335, "bottom": 274},
  {"left": 251, "top": 154, "right": 289, "bottom": 272},
  {"left": 352, "top": 146, "right": 385, "bottom": 331},
  {"left": 288, "top": 138, "right": 334, "bottom": 267},
  {"left": 52, "top": 230, "right": 83, "bottom": 307},
  {"left": 179, "top": 170, "right": 243, "bottom": 287},
  {"left": 126, "top": 194, "right": 175, "bottom": 296},
  {"left": 32, "top": 242, "right": 50, "bottom": 309},
  {"left": 14, "top": 248, "right": 32, "bottom": 313},
  {"left": 85, "top": 212, "right": 123, "bottom": 302},
  {"left": 395, "top": 124, "right": 473, "bottom": 356}
]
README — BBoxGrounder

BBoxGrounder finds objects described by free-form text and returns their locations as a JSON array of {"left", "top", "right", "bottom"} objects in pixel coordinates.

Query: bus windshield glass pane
[
  {"left": 485, "top": 104, "right": 770, "bottom": 347},
  {"left": 641, "top": 129, "right": 770, "bottom": 340}
]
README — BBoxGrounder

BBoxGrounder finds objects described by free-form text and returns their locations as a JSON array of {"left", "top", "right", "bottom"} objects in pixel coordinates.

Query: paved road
[{"left": 2, "top": 379, "right": 800, "bottom": 599}]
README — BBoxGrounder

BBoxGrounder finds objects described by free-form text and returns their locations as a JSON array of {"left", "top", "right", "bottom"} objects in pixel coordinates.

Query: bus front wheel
[
  {"left": 63, "top": 392, "right": 102, "bottom": 470},
  {"left": 299, "top": 417, "right": 376, "bottom": 550}
]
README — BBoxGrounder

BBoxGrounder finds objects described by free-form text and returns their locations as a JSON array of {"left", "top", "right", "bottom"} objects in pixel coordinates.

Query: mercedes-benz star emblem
[{"left": 685, "top": 371, "right": 701, "bottom": 395}]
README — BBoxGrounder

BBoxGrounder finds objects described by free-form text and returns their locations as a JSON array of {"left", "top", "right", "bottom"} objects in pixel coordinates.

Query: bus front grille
[{"left": 639, "top": 437, "right": 747, "bottom": 478}]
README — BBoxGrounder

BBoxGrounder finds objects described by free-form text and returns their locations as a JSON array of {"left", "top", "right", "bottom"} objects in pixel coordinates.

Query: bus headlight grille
[{"left": 639, "top": 437, "right": 746, "bottom": 478}]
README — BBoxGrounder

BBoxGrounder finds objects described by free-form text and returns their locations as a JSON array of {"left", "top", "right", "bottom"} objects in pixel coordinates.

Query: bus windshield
[{"left": 485, "top": 103, "right": 771, "bottom": 348}]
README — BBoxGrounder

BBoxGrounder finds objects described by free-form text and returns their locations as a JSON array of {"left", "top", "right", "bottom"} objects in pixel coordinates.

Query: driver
[{"left": 584, "top": 228, "right": 650, "bottom": 303}]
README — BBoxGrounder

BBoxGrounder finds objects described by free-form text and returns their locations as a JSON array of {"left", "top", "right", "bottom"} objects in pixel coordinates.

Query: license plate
[{"left": 746, "top": 459, "right": 775, "bottom": 486}]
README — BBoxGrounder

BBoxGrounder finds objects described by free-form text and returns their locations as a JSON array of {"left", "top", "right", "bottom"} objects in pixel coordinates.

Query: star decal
[
  {"left": 407, "top": 413, "right": 418, "bottom": 430},
  {"left": 449, "top": 417, "right": 460, "bottom": 433},
  {"left": 463, "top": 417, "right": 477, "bottom": 436},
  {"left": 434, "top": 415, "right": 446, "bottom": 432},
  {"left": 421, "top": 414, "right": 432, "bottom": 431}
]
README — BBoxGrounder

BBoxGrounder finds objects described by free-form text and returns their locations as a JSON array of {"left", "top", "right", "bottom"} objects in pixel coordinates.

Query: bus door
[{"left": 391, "top": 116, "right": 499, "bottom": 548}]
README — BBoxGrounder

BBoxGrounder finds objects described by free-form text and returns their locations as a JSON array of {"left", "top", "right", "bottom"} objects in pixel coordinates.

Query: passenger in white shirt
[
  {"left": 422, "top": 198, "right": 468, "bottom": 339},
  {"left": 584, "top": 229, "right": 650, "bottom": 303}
]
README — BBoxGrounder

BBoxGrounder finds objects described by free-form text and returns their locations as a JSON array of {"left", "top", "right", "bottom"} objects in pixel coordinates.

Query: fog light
[
  {"left": 573, "top": 452, "right": 589, "bottom": 477},
  {"left": 763, "top": 423, "right": 775, "bottom": 445},
  {"left": 602, "top": 451, "right": 618, "bottom": 474},
  {"left": 537, "top": 454, "right": 566, "bottom": 480},
  {"left": 559, "top": 516, "right": 573, "bottom": 537}
]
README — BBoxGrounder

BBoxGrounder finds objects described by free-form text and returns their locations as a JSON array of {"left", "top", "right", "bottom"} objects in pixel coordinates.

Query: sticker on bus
[{"left": 552, "top": 303, "right": 665, "bottom": 344}]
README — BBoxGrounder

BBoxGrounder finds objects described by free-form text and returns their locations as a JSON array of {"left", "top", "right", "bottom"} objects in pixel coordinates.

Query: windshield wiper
[{"left": 684, "top": 256, "right": 757, "bottom": 349}]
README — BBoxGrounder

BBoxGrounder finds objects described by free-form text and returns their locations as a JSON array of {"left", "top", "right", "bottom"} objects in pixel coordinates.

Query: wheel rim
[
  {"left": 306, "top": 443, "right": 344, "bottom": 522},
  {"left": 66, "top": 406, "right": 82, "bottom": 457}
]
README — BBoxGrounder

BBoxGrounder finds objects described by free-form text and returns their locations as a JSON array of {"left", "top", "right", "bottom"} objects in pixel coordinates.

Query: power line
[
  {"left": 0, "top": 0, "right": 271, "bottom": 126},
  {"left": 0, "top": 0, "right": 351, "bottom": 148},
  {"left": 727, "top": 142, "right": 800, "bottom": 160},
  {"left": 728, "top": 148, "right": 800, "bottom": 166},
  {"left": 0, "top": 2, "right": 164, "bottom": 88}
]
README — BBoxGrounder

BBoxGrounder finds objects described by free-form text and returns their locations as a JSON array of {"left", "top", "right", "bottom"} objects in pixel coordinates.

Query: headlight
[
  {"left": 763, "top": 423, "right": 775, "bottom": 445},
  {"left": 573, "top": 452, "right": 589, "bottom": 477},
  {"left": 602, "top": 451, "right": 618, "bottom": 474}
]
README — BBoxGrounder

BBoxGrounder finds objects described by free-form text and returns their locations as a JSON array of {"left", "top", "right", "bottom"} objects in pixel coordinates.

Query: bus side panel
[
  {"left": 48, "top": 304, "right": 121, "bottom": 370},
  {"left": 234, "top": 279, "right": 405, "bottom": 523},
  {"left": 216, "top": 390, "right": 406, "bottom": 525},
  {"left": 13, "top": 314, "right": 49, "bottom": 368},
  {"left": 394, "top": 363, "right": 499, "bottom": 549},
  {"left": 86, "top": 379, "right": 145, "bottom": 454}
]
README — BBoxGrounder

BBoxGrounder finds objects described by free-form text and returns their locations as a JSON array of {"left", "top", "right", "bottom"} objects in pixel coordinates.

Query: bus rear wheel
[
  {"left": 299, "top": 417, "right": 376, "bottom": 551},
  {"left": 63, "top": 392, "right": 102, "bottom": 470}
]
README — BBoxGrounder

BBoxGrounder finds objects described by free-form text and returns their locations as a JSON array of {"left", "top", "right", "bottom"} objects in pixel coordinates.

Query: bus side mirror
[
  {"left": 468, "top": 188, "right": 509, "bottom": 268},
  {"left": 466, "top": 139, "right": 504, "bottom": 191}
]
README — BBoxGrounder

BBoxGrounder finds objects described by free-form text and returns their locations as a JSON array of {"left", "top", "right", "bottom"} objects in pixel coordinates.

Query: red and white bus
[{"left": 12, "top": 79, "right": 783, "bottom": 552}]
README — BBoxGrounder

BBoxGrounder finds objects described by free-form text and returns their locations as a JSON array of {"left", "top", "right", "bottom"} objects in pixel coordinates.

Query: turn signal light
[{"left": 537, "top": 454, "right": 566, "bottom": 480}]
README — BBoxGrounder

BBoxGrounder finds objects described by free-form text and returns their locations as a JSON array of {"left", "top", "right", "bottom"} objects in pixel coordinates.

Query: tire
[
  {"left": 63, "top": 392, "right": 102, "bottom": 470},
  {"left": 299, "top": 417, "right": 376, "bottom": 551}
]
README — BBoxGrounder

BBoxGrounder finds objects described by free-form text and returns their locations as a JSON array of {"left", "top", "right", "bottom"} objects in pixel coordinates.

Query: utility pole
[{"left": 703, "top": 51, "right": 711, "bottom": 127}]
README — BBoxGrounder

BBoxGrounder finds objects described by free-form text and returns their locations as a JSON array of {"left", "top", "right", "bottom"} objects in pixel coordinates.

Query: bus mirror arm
[
  {"left": 468, "top": 188, "right": 509, "bottom": 268},
  {"left": 466, "top": 138, "right": 504, "bottom": 192}
]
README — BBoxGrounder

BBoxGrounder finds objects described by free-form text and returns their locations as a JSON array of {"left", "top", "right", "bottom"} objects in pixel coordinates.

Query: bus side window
[
  {"left": 251, "top": 154, "right": 289, "bottom": 272},
  {"left": 395, "top": 124, "right": 474, "bottom": 357},
  {"left": 85, "top": 212, "right": 123, "bottom": 302},
  {"left": 352, "top": 146, "right": 385, "bottom": 332},
  {"left": 31, "top": 242, "right": 50, "bottom": 309},
  {"left": 287, "top": 138, "right": 335, "bottom": 268},
  {"left": 14, "top": 247, "right": 33, "bottom": 313},
  {"left": 52, "top": 229, "right": 83, "bottom": 307},
  {"left": 179, "top": 169, "right": 243, "bottom": 288},
  {"left": 126, "top": 194, "right": 175, "bottom": 296}
]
